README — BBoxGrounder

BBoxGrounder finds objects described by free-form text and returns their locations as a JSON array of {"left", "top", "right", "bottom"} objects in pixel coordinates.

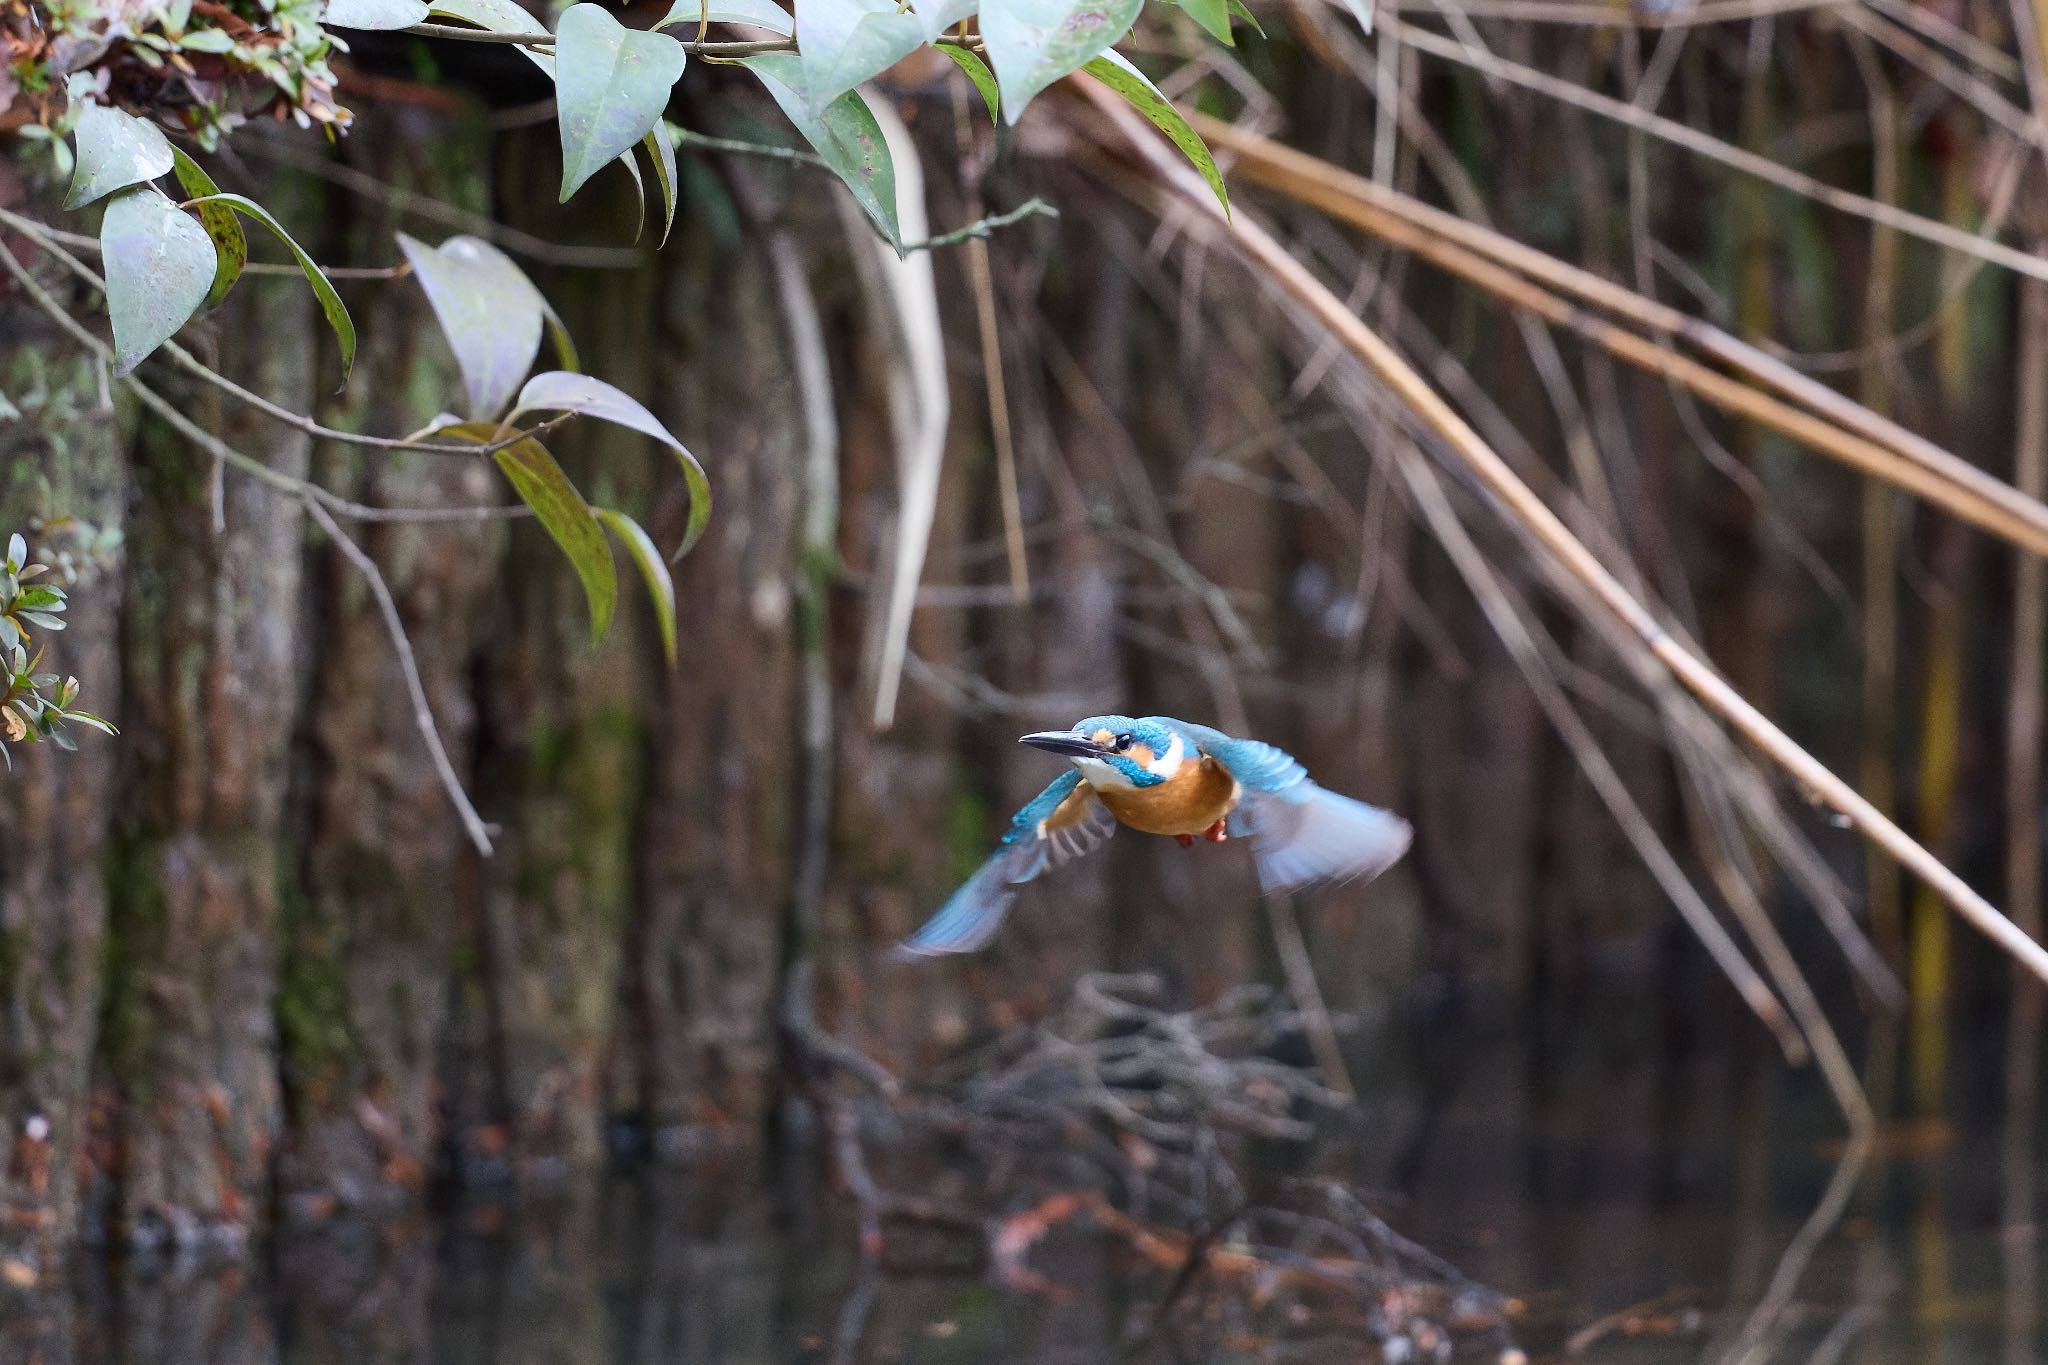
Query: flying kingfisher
[{"left": 894, "top": 715, "right": 1413, "bottom": 958}]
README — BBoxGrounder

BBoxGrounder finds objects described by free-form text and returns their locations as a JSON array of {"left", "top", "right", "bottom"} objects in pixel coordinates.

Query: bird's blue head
[{"left": 1019, "top": 714, "right": 1187, "bottom": 790}]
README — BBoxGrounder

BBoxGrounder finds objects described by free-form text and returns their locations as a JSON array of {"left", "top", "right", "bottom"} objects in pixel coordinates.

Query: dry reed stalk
[
  {"left": 1187, "top": 115, "right": 2048, "bottom": 560},
  {"left": 1070, "top": 82, "right": 2048, "bottom": 988}
]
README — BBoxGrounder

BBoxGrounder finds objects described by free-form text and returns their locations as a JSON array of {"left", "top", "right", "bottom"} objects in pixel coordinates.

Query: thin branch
[
  {"left": 1382, "top": 16, "right": 2048, "bottom": 284},
  {"left": 240, "top": 134, "right": 644, "bottom": 271},
  {"left": 954, "top": 85, "right": 1031, "bottom": 605},
  {"left": 401, "top": 20, "right": 797, "bottom": 52},
  {"left": 303, "top": 499, "right": 496, "bottom": 856},
  {"left": 1080, "top": 82, "right": 2048, "bottom": 988},
  {"left": 673, "top": 127, "right": 829, "bottom": 167},
  {"left": 901, "top": 198, "right": 1060, "bottom": 254},
  {"left": 1188, "top": 117, "right": 2048, "bottom": 560},
  {"left": 0, "top": 207, "right": 576, "bottom": 460},
  {"left": 0, "top": 237, "right": 498, "bottom": 853}
]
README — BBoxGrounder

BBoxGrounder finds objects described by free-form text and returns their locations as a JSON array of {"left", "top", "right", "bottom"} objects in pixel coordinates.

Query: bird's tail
[{"left": 1241, "top": 785, "right": 1412, "bottom": 894}]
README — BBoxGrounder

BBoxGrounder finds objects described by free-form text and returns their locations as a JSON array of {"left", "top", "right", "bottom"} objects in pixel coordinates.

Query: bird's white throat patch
[{"left": 1074, "top": 733, "right": 1185, "bottom": 791}]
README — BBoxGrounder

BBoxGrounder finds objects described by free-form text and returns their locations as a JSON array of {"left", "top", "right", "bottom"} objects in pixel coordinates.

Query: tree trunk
[
  {"left": 0, "top": 338, "right": 127, "bottom": 1283},
  {"left": 102, "top": 240, "right": 315, "bottom": 1249}
]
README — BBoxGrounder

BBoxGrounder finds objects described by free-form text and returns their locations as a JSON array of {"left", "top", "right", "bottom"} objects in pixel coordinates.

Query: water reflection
[{"left": 4, "top": 1010, "right": 2042, "bottom": 1364}]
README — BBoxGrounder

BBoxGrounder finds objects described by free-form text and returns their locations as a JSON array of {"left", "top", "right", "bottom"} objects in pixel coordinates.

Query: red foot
[
  {"left": 1203, "top": 819, "right": 1230, "bottom": 844},
  {"left": 1175, "top": 833, "right": 1195, "bottom": 848}
]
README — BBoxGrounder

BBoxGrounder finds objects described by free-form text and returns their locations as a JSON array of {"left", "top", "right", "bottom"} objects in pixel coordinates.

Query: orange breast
[{"left": 1098, "top": 757, "right": 1240, "bottom": 837}]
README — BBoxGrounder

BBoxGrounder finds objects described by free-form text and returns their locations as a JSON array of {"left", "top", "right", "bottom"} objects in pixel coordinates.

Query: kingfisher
[{"left": 894, "top": 715, "right": 1413, "bottom": 958}]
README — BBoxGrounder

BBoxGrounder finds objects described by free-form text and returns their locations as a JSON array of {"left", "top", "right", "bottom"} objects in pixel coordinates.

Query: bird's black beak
[{"left": 1019, "top": 730, "right": 1111, "bottom": 759}]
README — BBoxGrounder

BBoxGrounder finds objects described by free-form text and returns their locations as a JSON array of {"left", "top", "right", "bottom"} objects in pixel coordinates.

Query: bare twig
[
  {"left": 1080, "top": 82, "right": 2048, "bottom": 986},
  {"left": 303, "top": 499, "right": 495, "bottom": 856},
  {"left": 1381, "top": 16, "right": 2048, "bottom": 283}
]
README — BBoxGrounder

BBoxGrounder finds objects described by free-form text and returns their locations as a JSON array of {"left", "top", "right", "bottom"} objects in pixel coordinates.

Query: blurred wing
[
  {"left": 892, "top": 772, "right": 1116, "bottom": 959},
  {"left": 1236, "top": 785, "right": 1412, "bottom": 894},
  {"left": 1183, "top": 723, "right": 1412, "bottom": 894}
]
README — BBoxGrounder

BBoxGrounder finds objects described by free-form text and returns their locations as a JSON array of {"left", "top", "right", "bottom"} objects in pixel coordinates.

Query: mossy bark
[
  {"left": 103, "top": 249, "right": 314, "bottom": 1247},
  {"left": 0, "top": 340, "right": 127, "bottom": 1283},
  {"left": 623, "top": 212, "right": 801, "bottom": 1149},
  {"left": 274, "top": 107, "right": 507, "bottom": 1216}
]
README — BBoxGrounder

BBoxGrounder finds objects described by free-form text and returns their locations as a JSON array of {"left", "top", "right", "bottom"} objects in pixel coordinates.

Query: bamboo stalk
[{"left": 1076, "top": 84, "right": 2048, "bottom": 989}]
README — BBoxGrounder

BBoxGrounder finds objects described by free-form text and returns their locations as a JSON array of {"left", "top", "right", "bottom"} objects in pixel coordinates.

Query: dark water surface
[{"left": 8, "top": 998, "right": 2043, "bottom": 1364}]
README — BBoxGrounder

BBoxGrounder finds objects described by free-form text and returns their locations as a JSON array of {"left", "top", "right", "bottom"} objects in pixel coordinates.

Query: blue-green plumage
[{"left": 893, "top": 714, "right": 1412, "bottom": 959}]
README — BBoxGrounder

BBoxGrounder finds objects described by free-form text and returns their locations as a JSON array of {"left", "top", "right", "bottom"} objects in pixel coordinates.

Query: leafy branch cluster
[
  {"left": 2, "top": 0, "right": 347, "bottom": 150},
  {"left": 0, "top": 532, "right": 113, "bottom": 766},
  {"left": 0, "top": 0, "right": 1271, "bottom": 826}
]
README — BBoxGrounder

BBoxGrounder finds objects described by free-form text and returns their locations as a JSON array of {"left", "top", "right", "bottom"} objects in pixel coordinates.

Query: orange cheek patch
[
  {"left": 1091, "top": 729, "right": 1115, "bottom": 746},
  {"left": 1129, "top": 743, "right": 1155, "bottom": 767}
]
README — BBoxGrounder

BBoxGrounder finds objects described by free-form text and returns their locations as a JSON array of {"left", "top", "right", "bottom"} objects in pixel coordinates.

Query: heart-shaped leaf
[
  {"left": 65, "top": 103, "right": 173, "bottom": 210},
  {"left": 980, "top": 0, "right": 1141, "bottom": 123},
  {"left": 324, "top": 0, "right": 430, "bottom": 27},
  {"left": 397, "top": 233, "right": 545, "bottom": 419},
  {"left": 100, "top": 186, "right": 213, "bottom": 375},
  {"left": 168, "top": 148, "right": 246, "bottom": 308},
  {"left": 742, "top": 55, "right": 899, "bottom": 247},
  {"left": 1082, "top": 51, "right": 1226, "bottom": 216},
  {"left": 439, "top": 422, "right": 617, "bottom": 647},
  {"left": 554, "top": 3, "right": 687, "bottom": 202},
  {"left": 655, "top": 0, "right": 793, "bottom": 35},
  {"left": 508, "top": 371, "right": 711, "bottom": 560},
  {"left": 791, "top": 0, "right": 925, "bottom": 106},
  {"left": 186, "top": 191, "right": 358, "bottom": 384},
  {"left": 594, "top": 507, "right": 678, "bottom": 664},
  {"left": 911, "top": 0, "right": 977, "bottom": 37}
]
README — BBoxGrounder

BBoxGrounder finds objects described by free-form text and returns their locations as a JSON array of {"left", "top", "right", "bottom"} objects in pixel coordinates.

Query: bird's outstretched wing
[
  {"left": 892, "top": 770, "right": 1117, "bottom": 958},
  {"left": 1181, "top": 723, "right": 1412, "bottom": 894}
]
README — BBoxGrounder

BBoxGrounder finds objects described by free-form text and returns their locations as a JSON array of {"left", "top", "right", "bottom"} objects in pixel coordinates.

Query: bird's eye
[{"left": 1114, "top": 733, "right": 1134, "bottom": 752}]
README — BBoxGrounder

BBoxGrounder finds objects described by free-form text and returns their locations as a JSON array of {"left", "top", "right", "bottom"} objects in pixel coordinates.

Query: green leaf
[
  {"left": 742, "top": 55, "right": 899, "bottom": 247},
  {"left": 791, "top": 0, "right": 926, "bottom": 107},
  {"left": 1082, "top": 51, "right": 1227, "bottom": 216},
  {"left": 168, "top": 148, "right": 246, "bottom": 308},
  {"left": 1176, "top": 0, "right": 1233, "bottom": 44},
  {"left": 100, "top": 187, "right": 214, "bottom": 375},
  {"left": 507, "top": 371, "right": 711, "bottom": 560},
  {"left": 553, "top": 3, "right": 687, "bottom": 202},
  {"left": 442, "top": 422, "right": 616, "bottom": 646},
  {"left": 186, "top": 193, "right": 357, "bottom": 385},
  {"left": 644, "top": 122, "right": 678, "bottom": 248},
  {"left": 980, "top": 0, "right": 1141, "bottom": 123},
  {"left": 65, "top": 103, "right": 173, "bottom": 210},
  {"left": 323, "top": 0, "right": 431, "bottom": 27},
  {"left": 655, "top": 0, "right": 793, "bottom": 35},
  {"left": 396, "top": 233, "right": 545, "bottom": 419},
  {"left": 542, "top": 301, "right": 582, "bottom": 373},
  {"left": 1225, "top": 0, "right": 1264, "bottom": 36},
  {"left": 935, "top": 41, "right": 999, "bottom": 124},
  {"left": 595, "top": 507, "right": 678, "bottom": 665},
  {"left": 427, "top": 0, "right": 555, "bottom": 73},
  {"left": 176, "top": 27, "right": 237, "bottom": 52}
]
